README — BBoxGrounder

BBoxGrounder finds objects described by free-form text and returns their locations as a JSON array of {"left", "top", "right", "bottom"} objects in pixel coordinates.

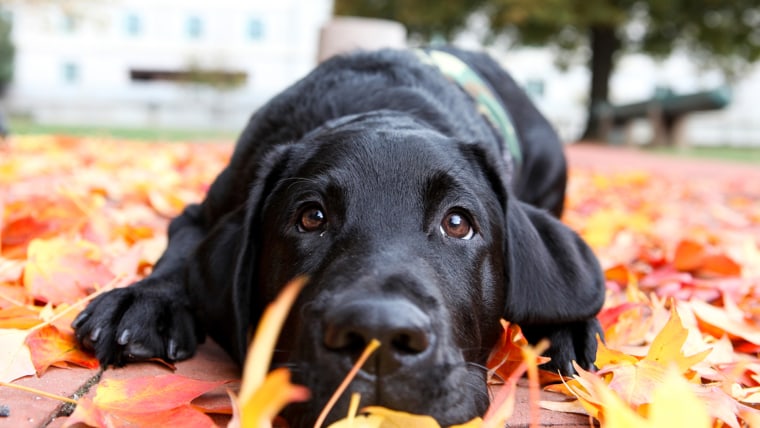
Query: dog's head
[{"left": 220, "top": 112, "right": 603, "bottom": 426}]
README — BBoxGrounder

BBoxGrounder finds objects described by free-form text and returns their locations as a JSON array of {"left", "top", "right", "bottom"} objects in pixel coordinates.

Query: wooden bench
[{"left": 596, "top": 87, "right": 731, "bottom": 147}]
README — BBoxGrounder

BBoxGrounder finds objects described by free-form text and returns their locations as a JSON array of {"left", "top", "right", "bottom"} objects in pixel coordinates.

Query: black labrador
[{"left": 73, "top": 47, "right": 605, "bottom": 426}]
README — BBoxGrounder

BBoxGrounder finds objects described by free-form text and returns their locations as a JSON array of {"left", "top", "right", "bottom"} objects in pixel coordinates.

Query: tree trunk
[{"left": 581, "top": 26, "right": 620, "bottom": 142}]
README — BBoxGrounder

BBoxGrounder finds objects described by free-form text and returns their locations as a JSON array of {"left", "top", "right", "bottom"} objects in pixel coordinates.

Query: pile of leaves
[{"left": 1, "top": 135, "right": 759, "bottom": 427}]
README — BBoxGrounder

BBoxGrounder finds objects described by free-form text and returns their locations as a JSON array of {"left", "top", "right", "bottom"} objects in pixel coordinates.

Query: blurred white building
[
  {"left": 3, "top": 1, "right": 759, "bottom": 146},
  {"left": 4, "top": 0, "right": 333, "bottom": 130}
]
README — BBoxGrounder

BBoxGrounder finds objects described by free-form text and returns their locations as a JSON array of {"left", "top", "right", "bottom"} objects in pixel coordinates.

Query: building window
[
  {"left": 524, "top": 79, "right": 545, "bottom": 99},
  {"left": 62, "top": 13, "right": 77, "bottom": 34},
  {"left": 247, "top": 18, "right": 264, "bottom": 40},
  {"left": 186, "top": 15, "right": 203, "bottom": 39},
  {"left": 125, "top": 13, "right": 141, "bottom": 36},
  {"left": 62, "top": 62, "right": 80, "bottom": 84}
]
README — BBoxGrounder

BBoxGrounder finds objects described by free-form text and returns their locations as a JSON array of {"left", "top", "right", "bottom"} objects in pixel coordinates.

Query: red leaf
[{"left": 597, "top": 303, "right": 640, "bottom": 332}]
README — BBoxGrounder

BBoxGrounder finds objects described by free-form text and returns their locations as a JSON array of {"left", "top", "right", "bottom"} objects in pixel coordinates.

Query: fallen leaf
[
  {"left": 25, "top": 325, "right": 99, "bottom": 375},
  {"left": 0, "top": 328, "right": 36, "bottom": 382},
  {"left": 65, "top": 374, "right": 226, "bottom": 428},
  {"left": 690, "top": 299, "right": 760, "bottom": 345},
  {"left": 23, "top": 237, "right": 115, "bottom": 304}
]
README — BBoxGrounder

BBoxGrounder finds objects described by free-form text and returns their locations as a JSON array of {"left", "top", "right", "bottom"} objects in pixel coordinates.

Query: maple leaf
[
  {"left": 0, "top": 328, "right": 36, "bottom": 382},
  {"left": 64, "top": 374, "right": 226, "bottom": 428},
  {"left": 25, "top": 325, "right": 99, "bottom": 375},
  {"left": 643, "top": 304, "right": 712, "bottom": 373},
  {"left": 23, "top": 237, "right": 115, "bottom": 304}
]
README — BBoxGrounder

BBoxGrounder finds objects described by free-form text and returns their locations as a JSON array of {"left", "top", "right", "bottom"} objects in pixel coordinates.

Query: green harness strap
[{"left": 415, "top": 49, "right": 523, "bottom": 167}]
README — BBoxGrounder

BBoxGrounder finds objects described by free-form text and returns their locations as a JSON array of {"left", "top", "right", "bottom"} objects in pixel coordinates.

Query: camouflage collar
[{"left": 415, "top": 48, "right": 522, "bottom": 168}]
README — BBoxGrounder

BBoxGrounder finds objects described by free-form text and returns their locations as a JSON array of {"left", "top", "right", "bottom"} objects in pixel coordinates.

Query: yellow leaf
[
  {"left": 448, "top": 417, "right": 483, "bottom": 427},
  {"left": 230, "top": 367, "right": 309, "bottom": 428},
  {"left": 238, "top": 276, "right": 307, "bottom": 402},
  {"left": 360, "top": 407, "right": 440, "bottom": 428},
  {"left": 647, "top": 369, "right": 711, "bottom": 428},
  {"left": 645, "top": 305, "right": 711, "bottom": 372},
  {"left": 595, "top": 335, "right": 639, "bottom": 367},
  {"left": 327, "top": 413, "right": 384, "bottom": 428},
  {"left": 229, "top": 277, "right": 309, "bottom": 428}
]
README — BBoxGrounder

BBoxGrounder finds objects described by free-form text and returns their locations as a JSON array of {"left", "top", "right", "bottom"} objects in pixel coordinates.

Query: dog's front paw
[
  {"left": 73, "top": 281, "right": 200, "bottom": 366},
  {"left": 522, "top": 318, "right": 602, "bottom": 375}
]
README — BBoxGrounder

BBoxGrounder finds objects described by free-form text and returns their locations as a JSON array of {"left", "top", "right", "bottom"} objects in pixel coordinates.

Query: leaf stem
[
  {"left": 0, "top": 381, "right": 78, "bottom": 405},
  {"left": 314, "top": 339, "right": 381, "bottom": 428},
  {"left": 29, "top": 276, "right": 124, "bottom": 333}
]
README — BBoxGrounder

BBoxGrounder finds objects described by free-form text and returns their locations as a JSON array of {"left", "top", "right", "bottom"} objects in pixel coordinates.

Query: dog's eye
[
  {"left": 440, "top": 210, "right": 475, "bottom": 240},
  {"left": 297, "top": 204, "right": 327, "bottom": 232}
]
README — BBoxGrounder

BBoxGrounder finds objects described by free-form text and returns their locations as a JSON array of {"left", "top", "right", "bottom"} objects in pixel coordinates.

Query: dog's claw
[
  {"left": 117, "top": 329, "right": 131, "bottom": 345},
  {"left": 89, "top": 327, "right": 102, "bottom": 343},
  {"left": 167, "top": 339, "right": 178, "bottom": 360},
  {"left": 126, "top": 342, "right": 153, "bottom": 360},
  {"left": 72, "top": 311, "right": 89, "bottom": 329}
]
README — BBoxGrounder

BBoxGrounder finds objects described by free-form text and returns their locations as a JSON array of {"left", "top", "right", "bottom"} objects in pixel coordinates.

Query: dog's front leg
[{"left": 73, "top": 204, "right": 208, "bottom": 366}]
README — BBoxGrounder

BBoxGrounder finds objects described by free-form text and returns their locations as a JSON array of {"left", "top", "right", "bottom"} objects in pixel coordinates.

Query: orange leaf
[
  {"left": 698, "top": 254, "right": 742, "bottom": 277},
  {"left": 25, "top": 325, "right": 99, "bottom": 375},
  {"left": 64, "top": 374, "right": 227, "bottom": 428},
  {"left": 486, "top": 321, "right": 550, "bottom": 383},
  {"left": 0, "top": 306, "right": 42, "bottom": 329},
  {"left": 23, "top": 237, "right": 115, "bottom": 304},
  {"left": 673, "top": 239, "right": 705, "bottom": 272},
  {"left": 486, "top": 320, "right": 530, "bottom": 382},
  {"left": 690, "top": 299, "right": 760, "bottom": 345},
  {"left": 67, "top": 402, "right": 217, "bottom": 428},
  {"left": 604, "top": 264, "right": 633, "bottom": 287}
]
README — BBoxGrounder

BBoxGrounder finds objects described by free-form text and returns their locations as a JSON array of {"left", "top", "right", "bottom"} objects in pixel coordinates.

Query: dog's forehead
[{"left": 303, "top": 128, "right": 471, "bottom": 185}]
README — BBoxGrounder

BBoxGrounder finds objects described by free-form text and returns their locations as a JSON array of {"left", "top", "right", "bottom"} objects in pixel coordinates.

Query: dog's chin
[{"left": 281, "top": 360, "right": 490, "bottom": 428}]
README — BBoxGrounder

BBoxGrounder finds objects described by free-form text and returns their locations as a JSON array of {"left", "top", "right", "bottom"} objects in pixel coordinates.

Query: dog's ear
[
  {"left": 503, "top": 198, "right": 605, "bottom": 324},
  {"left": 230, "top": 144, "right": 297, "bottom": 363},
  {"left": 188, "top": 145, "right": 295, "bottom": 365},
  {"left": 457, "top": 141, "right": 604, "bottom": 325}
]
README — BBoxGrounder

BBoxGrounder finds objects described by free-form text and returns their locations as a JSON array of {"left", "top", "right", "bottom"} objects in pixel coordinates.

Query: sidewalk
[{"left": 7, "top": 143, "right": 752, "bottom": 428}]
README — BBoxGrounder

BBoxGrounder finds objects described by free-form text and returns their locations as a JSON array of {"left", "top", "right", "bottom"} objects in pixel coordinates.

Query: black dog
[{"left": 73, "top": 47, "right": 605, "bottom": 426}]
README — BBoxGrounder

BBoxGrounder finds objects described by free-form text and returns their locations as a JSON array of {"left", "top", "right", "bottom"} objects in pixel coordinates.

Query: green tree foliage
[
  {"left": 0, "top": 7, "right": 14, "bottom": 95},
  {"left": 334, "top": 0, "right": 488, "bottom": 40},
  {"left": 333, "top": 0, "right": 760, "bottom": 139}
]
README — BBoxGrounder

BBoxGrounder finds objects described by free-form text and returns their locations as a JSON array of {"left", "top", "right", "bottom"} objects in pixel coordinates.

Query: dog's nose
[{"left": 323, "top": 298, "right": 433, "bottom": 375}]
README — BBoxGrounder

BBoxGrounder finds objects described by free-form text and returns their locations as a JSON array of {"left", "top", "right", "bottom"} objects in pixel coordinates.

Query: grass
[
  {"left": 648, "top": 145, "right": 760, "bottom": 164},
  {"left": 6, "top": 117, "right": 237, "bottom": 142},
  {"left": 6, "top": 117, "right": 760, "bottom": 164}
]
